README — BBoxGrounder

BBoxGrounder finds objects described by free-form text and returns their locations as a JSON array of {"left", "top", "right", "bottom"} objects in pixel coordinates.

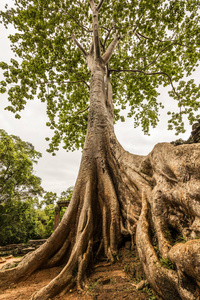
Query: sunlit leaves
[{"left": 0, "top": 0, "right": 200, "bottom": 151}]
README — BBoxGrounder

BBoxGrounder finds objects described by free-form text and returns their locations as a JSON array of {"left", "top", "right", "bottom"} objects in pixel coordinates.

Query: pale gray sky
[{"left": 0, "top": 0, "right": 194, "bottom": 195}]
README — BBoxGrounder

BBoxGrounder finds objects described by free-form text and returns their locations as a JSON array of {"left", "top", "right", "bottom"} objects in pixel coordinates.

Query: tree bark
[{"left": 1, "top": 60, "right": 200, "bottom": 300}]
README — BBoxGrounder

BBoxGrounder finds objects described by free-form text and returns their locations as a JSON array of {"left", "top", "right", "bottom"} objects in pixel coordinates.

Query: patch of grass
[
  {"left": 88, "top": 280, "right": 100, "bottom": 291},
  {"left": 166, "top": 226, "right": 187, "bottom": 245},
  {"left": 113, "top": 250, "right": 122, "bottom": 262},
  {"left": 159, "top": 257, "right": 175, "bottom": 270},
  {"left": 9, "top": 283, "right": 15, "bottom": 289},
  {"left": 128, "top": 250, "right": 136, "bottom": 258},
  {"left": 124, "top": 264, "right": 128, "bottom": 272},
  {"left": 123, "top": 263, "right": 137, "bottom": 274},
  {"left": 175, "top": 234, "right": 186, "bottom": 244},
  {"left": 144, "top": 283, "right": 157, "bottom": 299}
]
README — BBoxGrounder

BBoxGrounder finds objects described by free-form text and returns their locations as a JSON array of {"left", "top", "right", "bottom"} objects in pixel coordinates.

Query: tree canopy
[
  {"left": 0, "top": 130, "right": 43, "bottom": 245},
  {"left": 0, "top": 0, "right": 200, "bottom": 154},
  {"left": 0, "top": 129, "right": 43, "bottom": 203}
]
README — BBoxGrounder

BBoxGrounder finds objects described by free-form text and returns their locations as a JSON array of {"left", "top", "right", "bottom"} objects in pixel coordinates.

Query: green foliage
[
  {"left": 165, "top": 227, "right": 187, "bottom": 245},
  {"left": 0, "top": 0, "right": 200, "bottom": 152},
  {"left": 0, "top": 130, "right": 74, "bottom": 244},
  {"left": 0, "top": 187, "right": 73, "bottom": 245},
  {"left": 40, "top": 187, "right": 73, "bottom": 236},
  {"left": 59, "top": 186, "right": 73, "bottom": 203},
  {"left": 159, "top": 257, "right": 176, "bottom": 270},
  {"left": 43, "top": 203, "right": 56, "bottom": 237},
  {"left": 0, "top": 129, "right": 43, "bottom": 203},
  {"left": 0, "top": 198, "right": 44, "bottom": 245},
  {"left": 39, "top": 191, "right": 57, "bottom": 207},
  {"left": 0, "top": 130, "right": 45, "bottom": 245},
  {"left": 175, "top": 234, "right": 187, "bottom": 244}
]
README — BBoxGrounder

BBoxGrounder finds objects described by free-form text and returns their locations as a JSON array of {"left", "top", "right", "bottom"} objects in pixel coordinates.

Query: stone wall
[{"left": 0, "top": 239, "right": 46, "bottom": 256}]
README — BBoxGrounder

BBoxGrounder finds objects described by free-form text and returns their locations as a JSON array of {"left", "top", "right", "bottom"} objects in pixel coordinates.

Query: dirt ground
[{"left": 0, "top": 247, "right": 156, "bottom": 300}]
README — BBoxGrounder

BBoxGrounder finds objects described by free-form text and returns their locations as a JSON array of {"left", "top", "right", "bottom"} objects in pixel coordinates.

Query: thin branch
[
  {"left": 141, "top": 43, "right": 175, "bottom": 71},
  {"left": 100, "top": 38, "right": 105, "bottom": 53},
  {"left": 135, "top": 33, "right": 141, "bottom": 40},
  {"left": 136, "top": 31, "right": 164, "bottom": 42},
  {"left": 121, "top": 56, "right": 135, "bottom": 65},
  {"left": 99, "top": 26, "right": 110, "bottom": 32},
  {"left": 110, "top": 68, "right": 180, "bottom": 99},
  {"left": 66, "top": 11, "right": 92, "bottom": 33},
  {"left": 76, "top": 106, "right": 90, "bottom": 115},
  {"left": 71, "top": 34, "right": 88, "bottom": 57},
  {"left": 96, "top": 0, "right": 105, "bottom": 11},
  {"left": 65, "top": 65, "right": 90, "bottom": 89},
  {"left": 103, "top": 23, "right": 115, "bottom": 47},
  {"left": 136, "top": 31, "right": 189, "bottom": 47},
  {"left": 102, "top": 33, "right": 121, "bottom": 64},
  {"left": 40, "top": 80, "right": 85, "bottom": 85}
]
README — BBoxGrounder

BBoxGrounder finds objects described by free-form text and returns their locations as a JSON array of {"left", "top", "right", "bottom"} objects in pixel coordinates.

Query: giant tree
[{"left": 0, "top": 0, "right": 200, "bottom": 299}]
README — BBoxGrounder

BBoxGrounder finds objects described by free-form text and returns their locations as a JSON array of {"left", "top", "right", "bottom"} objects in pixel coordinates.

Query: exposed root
[
  {"left": 1, "top": 136, "right": 200, "bottom": 300},
  {"left": 136, "top": 192, "right": 181, "bottom": 300},
  {"left": 136, "top": 143, "right": 200, "bottom": 299}
]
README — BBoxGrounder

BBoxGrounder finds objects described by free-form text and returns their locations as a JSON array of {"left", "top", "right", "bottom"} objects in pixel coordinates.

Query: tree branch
[
  {"left": 76, "top": 106, "right": 90, "bottom": 115},
  {"left": 103, "top": 23, "right": 115, "bottom": 47},
  {"left": 100, "top": 38, "right": 105, "bottom": 53},
  {"left": 40, "top": 80, "right": 86, "bottom": 85},
  {"left": 89, "top": 0, "right": 96, "bottom": 11},
  {"left": 61, "top": 61, "right": 90, "bottom": 89},
  {"left": 66, "top": 11, "right": 92, "bottom": 33},
  {"left": 99, "top": 26, "right": 110, "bottom": 32},
  {"left": 71, "top": 34, "right": 88, "bottom": 57},
  {"left": 89, "top": 0, "right": 101, "bottom": 59},
  {"left": 102, "top": 33, "right": 120, "bottom": 64},
  {"left": 89, "top": 41, "right": 94, "bottom": 55},
  {"left": 136, "top": 31, "right": 189, "bottom": 47},
  {"left": 110, "top": 68, "right": 180, "bottom": 99},
  {"left": 141, "top": 43, "right": 175, "bottom": 71},
  {"left": 96, "top": 0, "right": 105, "bottom": 11}
]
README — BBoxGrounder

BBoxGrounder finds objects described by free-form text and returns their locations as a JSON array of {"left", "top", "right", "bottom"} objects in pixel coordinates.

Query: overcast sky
[{"left": 0, "top": 0, "right": 195, "bottom": 196}]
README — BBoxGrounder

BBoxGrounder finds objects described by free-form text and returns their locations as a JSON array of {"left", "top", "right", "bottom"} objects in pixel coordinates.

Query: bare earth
[{"left": 0, "top": 248, "right": 154, "bottom": 300}]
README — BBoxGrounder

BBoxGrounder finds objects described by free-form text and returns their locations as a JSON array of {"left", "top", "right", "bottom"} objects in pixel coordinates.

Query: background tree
[
  {"left": 39, "top": 189, "right": 73, "bottom": 236},
  {"left": 0, "top": 197, "right": 45, "bottom": 245},
  {"left": 0, "top": 129, "right": 44, "bottom": 244},
  {"left": 0, "top": 129, "right": 43, "bottom": 203},
  {"left": 0, "top": 1, "right": 200, "bottom": 300}
]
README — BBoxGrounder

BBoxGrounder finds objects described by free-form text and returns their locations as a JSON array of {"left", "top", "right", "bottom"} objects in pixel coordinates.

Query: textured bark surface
[
  {"left": 0, "top": 60, "right": 200, "bottom": 300},
  {"left": 136, "top": 142, "right": 200, "bottom": 300}
]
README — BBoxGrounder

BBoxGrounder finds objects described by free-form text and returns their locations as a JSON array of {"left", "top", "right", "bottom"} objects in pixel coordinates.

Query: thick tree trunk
[
  {"left": 1, "top": 59, "right": 200, "bottom": 300},
  {"left": 0, "top": 59, "right": 145, "bottom": 299}
]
